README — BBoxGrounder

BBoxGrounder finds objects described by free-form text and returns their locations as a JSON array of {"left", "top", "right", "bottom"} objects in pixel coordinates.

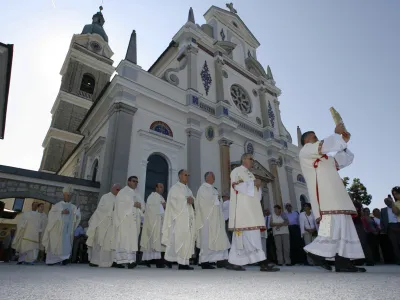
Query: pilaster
[
  {"left": 99, "top": 102, "right": 137, "bottom": 197},
  {"left": 214, "top": 57, "right": 225, "bottom": 102},
  {"left": 259, "top": 88, "right": 271, "bottom": 127},
  {"left": 285, "top": 166, "right": 297, "bottom": 210},
  {"left": 273, "top": 99, "right": 284, "bottom": 137},
  {"left": 186, "top": 127, "right": 202, "bottom": 193},
  {"left": 186, "top": 45, "right": 199, "bottom": 92},
  {"left": 218, "top": 138, "right": 233, "bottom": 197}
]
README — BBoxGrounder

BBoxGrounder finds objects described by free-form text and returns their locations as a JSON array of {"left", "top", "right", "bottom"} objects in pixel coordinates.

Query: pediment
[
  {"left": 204, "top": 6, "right": 260, "bottom": 48},
  {"left": 245, "top": 56, "right": 267, "bottom": 78},
  {"left": 230, "top": 160, "right": 275, "bottom": 182}
]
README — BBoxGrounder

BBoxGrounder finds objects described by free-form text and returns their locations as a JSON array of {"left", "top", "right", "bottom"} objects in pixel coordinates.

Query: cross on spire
[{"left": 226, "top": 2, "right": 237, "bottom": 14}]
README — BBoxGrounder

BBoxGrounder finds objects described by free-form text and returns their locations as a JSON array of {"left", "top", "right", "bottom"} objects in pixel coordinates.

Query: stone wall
[{"left": 0, "top": 165, "right": 100, "bottom": 227}]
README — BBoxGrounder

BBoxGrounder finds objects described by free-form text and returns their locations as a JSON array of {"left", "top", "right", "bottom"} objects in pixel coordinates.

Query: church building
[{"left": 39, "top": 4, "right": 309, "bottom": 211}]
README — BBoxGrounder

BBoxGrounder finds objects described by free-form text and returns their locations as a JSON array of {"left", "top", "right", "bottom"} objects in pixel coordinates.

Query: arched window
[
  {"left": 91, "top": 159, "right": 99, "bottom": 182},
  {"left": 297, "top": 174, "right": 306, "bottom": 184},
  {"left": 150, "top": 121, "right": 173, "bottom": 137},
  {"left": 80, "top": 73, "right": 95, "bottom": 95}
]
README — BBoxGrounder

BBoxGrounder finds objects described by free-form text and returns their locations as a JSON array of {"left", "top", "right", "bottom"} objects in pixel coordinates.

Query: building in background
[
  {"left": 47, "top": 4, "right": 310, "bottom": 211},
  {"left": 0, "top": 42, "right": 14, "bottom": 140}
]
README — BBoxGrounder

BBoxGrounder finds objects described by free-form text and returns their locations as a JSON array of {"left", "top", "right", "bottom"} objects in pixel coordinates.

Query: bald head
[{"left": 111, "top": 184, "right": 121, "bottom": 196}]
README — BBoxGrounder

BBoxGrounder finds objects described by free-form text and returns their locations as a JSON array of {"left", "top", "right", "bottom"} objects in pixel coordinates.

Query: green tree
[{"left": 342, "top": 177, "right": 372, "bottom": 206}]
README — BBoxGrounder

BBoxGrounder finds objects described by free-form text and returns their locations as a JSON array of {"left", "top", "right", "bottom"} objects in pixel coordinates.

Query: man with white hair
[
  {"left": 195, "top": 172, "right": 230, "bottom": 269},
  {"left": 86, "top": 184, "right": 120, "bottom": 267},
  {"left": 42, "top": 186, "right": 81, "bottom": 265}
]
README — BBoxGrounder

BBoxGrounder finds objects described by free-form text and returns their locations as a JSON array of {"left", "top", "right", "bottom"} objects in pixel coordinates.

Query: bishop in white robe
[
  {"left": 140, "top": 183, "right": 167, "bottom": 268},
  {"left": 12, "top": 202, "right": 42, "bottom": 264},
  {"left": 112, "top": 176, "right": 144, "bottom": 269},
  {"left": 42, "top": 186, "right": 81, "bottom": 265},
  {"left": 228, "top": 153, "right": 279, "bottom": 272},
  {"left": 195, "top": 172, "right": 230, "bottom": 269},
  {"left": 299, "top": 124, "right": 366, "bottom": 272},
  {"left": 86, "top": 184, "right": 120, "bottom": 267},
  {"left": 162, "top": 169, "right": 196, "bottom": 270}
]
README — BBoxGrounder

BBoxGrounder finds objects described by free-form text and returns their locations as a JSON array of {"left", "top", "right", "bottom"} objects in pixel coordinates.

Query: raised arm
[
  {"left": 334, "top": 148, "right": 354, "bottom": 169},
  {"left": 300, "top": 134, "right": 348, "bottom": 160}
]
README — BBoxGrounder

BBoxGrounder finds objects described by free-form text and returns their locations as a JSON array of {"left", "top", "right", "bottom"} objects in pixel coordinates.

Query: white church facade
[{"left": 40, "top": 4, "right": 309, "bottom": 211}]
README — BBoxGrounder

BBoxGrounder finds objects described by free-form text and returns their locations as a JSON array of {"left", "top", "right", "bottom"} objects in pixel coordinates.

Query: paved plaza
[{"left": 0, "top": 263, "right": 399, "bottom": 300}]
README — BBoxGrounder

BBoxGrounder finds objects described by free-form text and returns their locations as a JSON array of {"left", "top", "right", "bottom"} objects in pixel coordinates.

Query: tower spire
[
  {"left": 126, "top": 30, "right": 137, "bottom": 64},
  {"left": 188, "top": 7, "right": 195, "bottom": 23}
]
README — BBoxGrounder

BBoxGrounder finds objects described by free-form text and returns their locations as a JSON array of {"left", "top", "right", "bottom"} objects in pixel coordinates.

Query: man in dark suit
[{"left": 381, "top": 198, "right": 400, "bottom": 265}]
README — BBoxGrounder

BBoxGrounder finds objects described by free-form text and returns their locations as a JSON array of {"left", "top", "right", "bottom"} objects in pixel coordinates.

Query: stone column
[
  {"left": 215, "top": 57, "right": 225, "bottom": 102},
  {"left": 99, "top": 102, "right": 137, "bottom": 197},
  {"left": 186, "top": 128, "right": 202, "bottom": 194},
  {"left": 258, "top": 89, "right": 270, "bottom": 127},
  {"left": 285, "top": 166, "right": 297, "bottom": 211},
  {"left": 268, "top": 158, "right": 282, "bottom": 208},
  {"left": 218, "top": 138, "right": 232, "bottom": 196},
  {"left": 186, "top": 45, "right": 199, "bottom": 92}
]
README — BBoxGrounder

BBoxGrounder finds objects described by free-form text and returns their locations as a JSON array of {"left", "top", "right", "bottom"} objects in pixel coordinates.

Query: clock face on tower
[{"left": 90, "top": 41, "right": 102, "bottom": 52}]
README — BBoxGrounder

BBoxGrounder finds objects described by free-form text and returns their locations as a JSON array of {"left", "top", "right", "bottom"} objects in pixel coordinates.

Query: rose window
[{"left": 230, "top": 85, "right": 252, "bottom": 114}]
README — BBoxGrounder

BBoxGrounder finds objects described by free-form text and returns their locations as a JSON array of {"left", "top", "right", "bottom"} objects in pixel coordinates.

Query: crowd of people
[{"left": 2, "top": 124, "right": 400, "bottom": 273}]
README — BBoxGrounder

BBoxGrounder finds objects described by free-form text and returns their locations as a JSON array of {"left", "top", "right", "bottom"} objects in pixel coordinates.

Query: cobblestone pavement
[{"left": 0, "top": 263, "right": 399, "bottom": 300}]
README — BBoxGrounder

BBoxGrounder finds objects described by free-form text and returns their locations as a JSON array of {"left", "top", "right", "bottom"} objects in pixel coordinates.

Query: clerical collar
[
  {"left": 240, "top": 165, "right": 248, "bottom": 170},
  {"left": 177, "top": 181, "right": 187, "bottom": 187}
]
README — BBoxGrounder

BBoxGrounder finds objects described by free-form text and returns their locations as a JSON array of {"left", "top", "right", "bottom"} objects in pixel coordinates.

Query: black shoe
[
  {"left": 216, "top": 260, "right": 228, "bottom": 268},
  {"left": 307, "top": 253, "right": 332, "bottom": 271},
  {"left": 365, "top": 262, "right": 374, "bottom": 266},
  {"left": 156, "top": 263, "right": 166, "bottom": 268},
  {"left": 112, "top": 262, "right": 125, "bottom": 269},
  {"left": 89, "top": 263, "right": 98, "bottom": 267},
  {"left": 285, "top": 264, "right": 293, "bottom": 266},
  {"left": 62, "top": 259, "right": 70, "bottom": 265},
  {"left": 178, "top": 264, "right": 194, "bottom": 270},
  {"left": 127, "top": 263, "right": 137, "bottom": 269},
  {"left": 336, "top": 266, "right": 366, "bottom": 273},
  {"left": 165, "top": 262, "right": 173, "bottom": 269},
  {"left": 16, "top": 262, "right": 23, "bottom": 265},
  {"left": 201, "top": 263, "right": 215, "bottom": 270},
  {"left": 225, "top": 264, "right": 246, "bottom": 271},
  {"left": 260, "top": 264, "right": 280, "bottom": 272}
]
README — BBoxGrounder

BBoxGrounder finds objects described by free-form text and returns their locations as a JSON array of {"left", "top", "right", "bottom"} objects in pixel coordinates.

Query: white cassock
[
  {"left": 38, "top": 212, "right": 48, "bottom": 251},
  {"left": 113, "top": 186, "right": 144, "bottom": 264},
  {"left": 228, "top": 165, "right": 266, "bottom": 266},
  {"left": 140, "top": 192, "right": 166, "bottom": 261},
  {"left": 86, "top": 192, "right": 116, "bottom": 267},
  {"left": 299, "top": 133, "right": 364, "bottom": 260},
  {"left": 162, "top": 182, "right": 195, "bottom": 265},
  {"left": 195, "top": 183, "right": 230, "bottom": 263},
  {"left": 12, "top": 211, "right": 42, "bottom": 263},
  {"left": 42, "top": 201, "right": 81, "bottom": 264}
]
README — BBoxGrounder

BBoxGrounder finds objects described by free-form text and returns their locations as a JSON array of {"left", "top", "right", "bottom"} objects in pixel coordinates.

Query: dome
[{"left": 81, "top": 10, "right": 108, "bottom": 42}]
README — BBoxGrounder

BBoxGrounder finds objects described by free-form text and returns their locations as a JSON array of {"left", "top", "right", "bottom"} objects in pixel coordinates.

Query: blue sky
[{"left": 1, "top": 0, "right": 398, "bottom": 210}]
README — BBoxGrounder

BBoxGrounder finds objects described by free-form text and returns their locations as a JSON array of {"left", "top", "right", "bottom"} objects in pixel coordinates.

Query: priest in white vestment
[
  {"left": 140, "top": 183, "right": 167, "bottom": 268},
  {"left": 37, "top": 203, "right": 48, "bottom": 262},
  {"left": 299, "top": 123, "right": 366, "bottom": 272},
  {"left": 195, "top": 172, "right": 230, "bottom": 269},
  {"left": 228, "top": 153, "right": 279, "bottom": 272},
  {"left": 86, "top": 184, "right": 120, "bottom": 267},
  {"left": 12, "top": 202, "right": 42, "bottom": 264},
  {"left": 112, "top": 176, "right": 144, "bottom": 269},
  {"left": 42, "top": 186, "right": 81, "bottom": 265},
  {"left": 162, "top": 169, "right": 196, "bottom": 270}
]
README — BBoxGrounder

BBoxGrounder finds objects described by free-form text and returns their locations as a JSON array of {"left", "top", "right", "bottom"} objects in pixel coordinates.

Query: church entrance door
[{"left": 144, "top": 154, "right": 169, "bottom": 201}]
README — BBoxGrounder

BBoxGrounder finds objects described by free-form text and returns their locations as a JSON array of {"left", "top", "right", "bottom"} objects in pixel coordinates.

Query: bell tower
[{"left": 40, "top": 7, "right": 114, "bottom": 173}]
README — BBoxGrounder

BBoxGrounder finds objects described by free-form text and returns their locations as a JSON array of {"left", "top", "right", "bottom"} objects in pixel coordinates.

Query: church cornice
[
  {"left": 50, "top": 91, "right": 92, "bottom": 115},
  {"left": 42, "top": 127, "right": 83, "bottom": 148}
]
